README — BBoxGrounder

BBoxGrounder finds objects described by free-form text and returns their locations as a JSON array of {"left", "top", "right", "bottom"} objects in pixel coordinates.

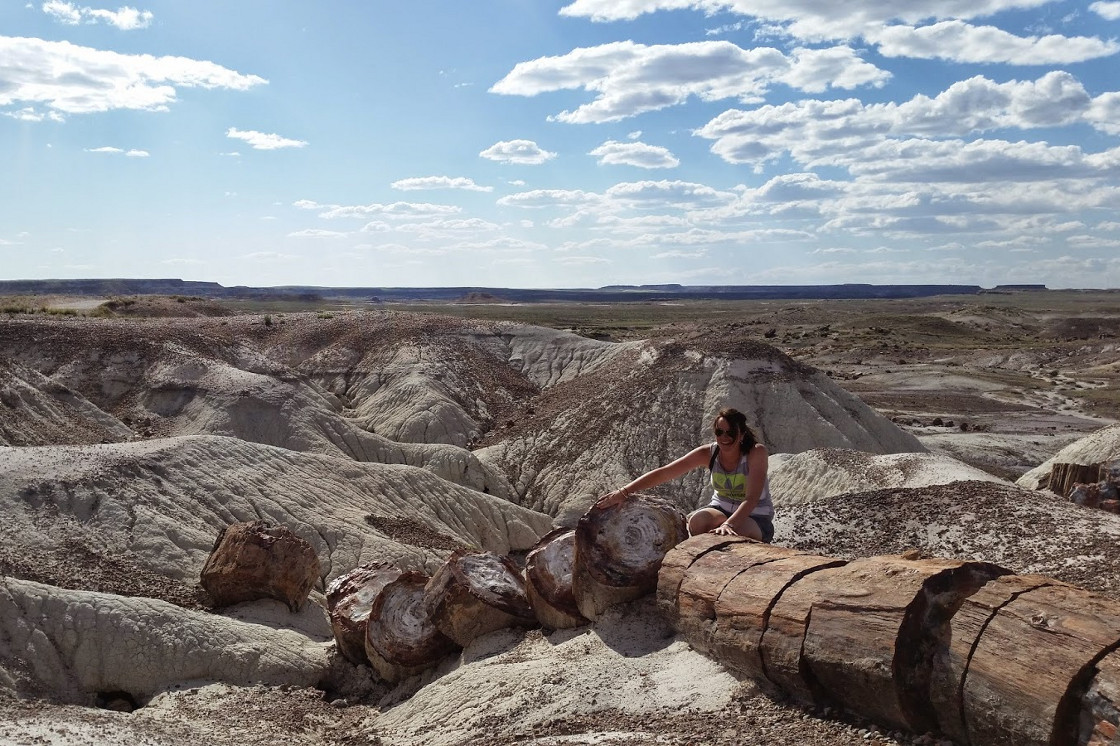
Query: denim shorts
[{"left": 707, "top": 503, "right": 775, "bottom": 543}]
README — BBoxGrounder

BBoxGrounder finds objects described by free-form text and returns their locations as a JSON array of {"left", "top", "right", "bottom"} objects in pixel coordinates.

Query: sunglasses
[{"left": 713, "top": 428, "right": 738, "bottom": 437}]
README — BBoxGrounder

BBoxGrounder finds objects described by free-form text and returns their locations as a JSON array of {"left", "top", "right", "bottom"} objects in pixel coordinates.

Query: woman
[{"left": 594, "top": 407, "right": 775, "bottom": 543}]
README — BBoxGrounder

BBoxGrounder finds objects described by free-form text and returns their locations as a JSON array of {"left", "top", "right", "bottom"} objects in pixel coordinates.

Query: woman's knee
[{"left": 687, "top": 508, "right": 723, "bottom": 535}]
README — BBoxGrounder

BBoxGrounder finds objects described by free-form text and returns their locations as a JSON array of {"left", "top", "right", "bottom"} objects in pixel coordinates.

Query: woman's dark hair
[{"left": 713, "top": 407, "right": 759, "bottom": 450}]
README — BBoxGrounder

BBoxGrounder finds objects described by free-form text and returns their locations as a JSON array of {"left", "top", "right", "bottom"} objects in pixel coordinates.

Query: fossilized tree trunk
[
  {"left": 524, "top": 528, "right": 588, "bottom": 630},
  {"left": 200, "top": 520, "right": 320, "bottom": 612},
  {"left": 325, "top": 563, "right": 403, "bottom": 665},
  {"left": 364, "top": 571, "right": 459, "bottom": 683},
  {"left": 573, "top": 492, "right": 686, "bottom": 620},
  {"left": 953, "top": 581, "right": 1120, "bottom": 746},
  {"left": 423, "top": 550, "right": 537, "bottom": 647}
]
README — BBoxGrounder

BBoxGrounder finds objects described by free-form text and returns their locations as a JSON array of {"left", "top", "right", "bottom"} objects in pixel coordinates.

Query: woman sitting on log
[{"left": 595, "top": 407, "right": 775, "bottom": 543}]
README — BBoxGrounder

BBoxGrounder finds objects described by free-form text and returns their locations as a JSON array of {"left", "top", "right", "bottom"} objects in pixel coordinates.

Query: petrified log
[
  {"left": 674, "top": 541, "right": 800, "bottom": 655},
  {"left": 959, "top": 582, "right": 1120, "bottom": 746},
  {"left": 784, "top": 555, "right": 1009, "bottom": 731},
  {"left": 709, "top": 553, "right": 846, "bottom": 688},
  {"left": 927, "top": 574, "right": 1062, "bottom": 745},
  {"left": 424, "top": 550, "right": 537, "bottom": 647},
  {"left": 364, "top": 571, "right": 459, "bottom": 683},
  {"left": 325, "top": 563, "right": 404, "bottom": 666},
  {"left": 1080, "top": 648, "right": 1120, "bottom": 746},
  {"left": 573, "top": 492, "right": 687, "bottom": 620},
  {"left": 655, "top": 534, "right": 753, "bottom": 627},
  {"left": 524, "top": 528, "right": 588, "bottom": 630},
  {"left": 199, "top": 520, "right": 320, "bottom": 612}
]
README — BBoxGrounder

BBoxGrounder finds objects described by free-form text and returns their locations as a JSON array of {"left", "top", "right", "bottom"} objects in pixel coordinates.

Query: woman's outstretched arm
[{"left": 594, "top": 444, "right": 711, "bottom": 509}]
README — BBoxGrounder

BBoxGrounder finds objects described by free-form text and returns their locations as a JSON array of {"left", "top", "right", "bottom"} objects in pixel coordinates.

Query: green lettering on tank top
[{"left": 712, "top": 471, "right": 746, "bottom": 501}]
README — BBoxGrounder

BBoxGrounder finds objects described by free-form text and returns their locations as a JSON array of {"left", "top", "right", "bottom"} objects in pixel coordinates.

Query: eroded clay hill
[{"left": 0, "top": 310, "right": 920, "bottom": 523}]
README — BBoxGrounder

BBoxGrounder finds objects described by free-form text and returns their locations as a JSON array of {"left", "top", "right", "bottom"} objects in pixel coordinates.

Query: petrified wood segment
[
  {"left": 927, "top": 574, "right": 1062, "bottom": 745},
  {"left": 424, "top": 550, "right": 538, "bottom": 647},
  {"left": 524, "top": 528, "right": 588, "bottom": 630},
  {"left": 325, "top": 562, "right": 404, "bottom": 665},
  {"left": 962, "top": 583, "right": 1120, "bottom": 746},
  {"left": 655, "top": 534, "right": 752, "bottom": 626},
  {"left": 675, "top": 542, "right": 799, "bottom": 655},
  {"left": 573, "top": 493, "right": 687, "bottom": 620},
  {"left": 199, "top": 520, "right": 320, "bottom": 612},
  {"left": 801, "top": 556, "right": 1009, "bottom": 732},
  {"left": 710, "top": 554, "right": 846, "bottom": 687},
  {"left": 364, "top": 571, "right": 460, "bottom": 683}
]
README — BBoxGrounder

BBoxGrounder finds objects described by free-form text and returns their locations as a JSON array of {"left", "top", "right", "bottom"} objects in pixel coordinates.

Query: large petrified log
[
  {"left": 524, "top": 528, "right": 588, "bottom": 630},
  {"left": 673, "top": 541, "right": 801, "bottom": 656},
  {"left": 199, "top": 520, "right": 320, "bottom": 612},
  {"left": 797, "top": 555, "right": 1010, "bottom": 735},
  {"left": 710, "top": 552, "right": 846, "bottom": 690},
  {"left": 325, "top": 563, "right": 404, "bottom": 665},
  {"left": 424, "top": 550, "right": 538, "bottom": 647},
  {"left": 364, "top": 571, "right": 460, "bottom": 683},
  {"left": 655, "top": 534, "right": 752, "bottom": 627},
  {"left": 573, "top": 492, "right": 687, "bottom": 620},
  {"left": 954, "top": 581, "right": 1120, "bottom": 746}
]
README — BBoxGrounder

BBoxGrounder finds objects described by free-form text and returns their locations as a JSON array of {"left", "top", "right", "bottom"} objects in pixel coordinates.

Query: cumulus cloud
[
  {"left": 696, "top": 72, "right": 1114, "bottom": 173},
  {"left": 606, "top": 180, "right": 737, "bottom": 209},
  {"left": 868, "top": 21, "right": 1119, "bottom": 64},
  {"left": 497, "top": 189, "right": 601, "bottom": 208},
  {"left": 479, "top": 139, "right": 557, "bottom": 164},
  {"left": 1090, "top": 1, "right": 1120, "bottom": 20},
  {"left": 558, "top": 1, "right": 1117, "bottom": 65},
  {"left": 301, "top": 201, "right": 462, "bottom": 219},
  {"left": 492, "top": 40, "right": 887, "bottom": 123},
  {"left": 588, "top": 140, "right": 679, "bottom": 168},
  {"left": 0, "top": 36, "right": 266, "bottom": 118},
  {"left": 42, "top": 2, "right": 154, "bottom": 30},
  {"left": 226, "top": 128, "right": 306, "bottom": 150},
  {"left": 391, "top": 176, "right": 493, "bottom": 192}
]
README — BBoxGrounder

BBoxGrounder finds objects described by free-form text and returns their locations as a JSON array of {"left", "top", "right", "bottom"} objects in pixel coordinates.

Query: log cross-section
[
  {"left": 573, "top": 493, "right": 687, "bottom": 620},
  {"left": 424, "top": 550, "right": 538, "bottom": 648},
  {"left": 524, "top": 528, "right": 588, "bottom": 630},
  {"left": 364, "top": 571, "right": 460, "bottom": 683}
]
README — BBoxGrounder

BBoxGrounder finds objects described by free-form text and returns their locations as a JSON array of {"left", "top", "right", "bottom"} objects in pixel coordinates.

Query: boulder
[{"left": 200, "top": 520, "right": 320, "bottom": 612}]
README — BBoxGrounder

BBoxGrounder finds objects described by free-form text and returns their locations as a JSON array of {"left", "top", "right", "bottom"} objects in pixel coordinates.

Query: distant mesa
[{"left": 0, "top": 278, "right": 1042, "bottom": 303}]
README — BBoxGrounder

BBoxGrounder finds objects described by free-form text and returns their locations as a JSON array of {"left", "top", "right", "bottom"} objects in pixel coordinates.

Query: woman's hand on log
[
  {"left": 594, "top": 489, "right": 628, "bottom": 510},
  {"left": 710, "top": 522, "right": 738, "bottom": 536}
]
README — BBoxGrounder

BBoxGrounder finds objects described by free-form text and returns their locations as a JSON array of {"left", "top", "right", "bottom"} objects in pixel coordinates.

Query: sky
[{"left": 2, "top": 1, "right": 1120, "bottom": 290}]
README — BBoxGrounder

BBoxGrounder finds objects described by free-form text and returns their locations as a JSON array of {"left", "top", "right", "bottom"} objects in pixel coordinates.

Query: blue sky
[{"left": 2, "top": 0, "right": 1120, "bottom": 289}]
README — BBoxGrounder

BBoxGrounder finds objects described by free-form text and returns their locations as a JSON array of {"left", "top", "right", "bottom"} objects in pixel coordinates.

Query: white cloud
[
  {"left": 557, "top": 1, "right": 1117, "bottom": 64},
  {"left": 588, "top": 140, "right": 679, "bottom": 168},
  {"left": 0, "top": 37, "right": 266, "bottom": 117},
  {"left": 479, "top": 139, "right": 557, "bottom": 164},
  {"left": 391, "top": 176, "right": 493, "bottom": 192},
  {"left": 696, "top": 72, "right": 1115, "bottom": 173},
  {"left": 869, "top": 21, "right": 1118, "bottom": 64},
  {"left": 287, "top": 229, "right": 348, "bottom": 238},
  {"left": 497, "top": 189, "right": 601, "bottom": 208},
  {"left": 43, "top": 2, "right": 154, "bottom": 30},
  {"left": 125, "top": 149, "right": 148, "bottom": 157},
  {"left": 226, "top": 128, "right": 307, "bottom": 150},
  {"left": 310, "top": 202, "right": 462, "bottom": 219},
  {"left": 606, "top": 180, "right": 737, "bottom": 209},
  {"left": 492, "top": 40, "right": 887, "bottom": 123},
  {"left": 85, "top": 146, "right": 123, "bottom": 154},
  {"left": 1090, "top": 1, "right": 1120, "bottom": 20}
]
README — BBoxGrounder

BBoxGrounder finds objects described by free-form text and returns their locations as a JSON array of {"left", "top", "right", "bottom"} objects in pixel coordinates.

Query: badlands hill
[{"left": 1, "top": 306, "right": 1119, "bottom": 746}]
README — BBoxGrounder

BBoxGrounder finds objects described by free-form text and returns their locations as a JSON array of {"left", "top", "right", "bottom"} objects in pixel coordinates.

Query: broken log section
[
  {"left": 662, "top": 536, "right": 1120, "bottom": 746},
  {"left": 364, "top": 570, "right": 460, "bottom": 684},
  {"left": 423, "top": 550, "right": 537, "bottom": 647},
  {"left": 325, "top": 563, "right": 403, "bottom": 666},
  {"left": 574, "top": 492, "right": 687, "bottom": 620},
  {"left": 524, "top": 528, "right": 588, "bottom": 630}
]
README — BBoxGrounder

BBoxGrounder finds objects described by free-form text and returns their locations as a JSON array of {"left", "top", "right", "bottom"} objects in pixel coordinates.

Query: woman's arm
[{"left": 594, "top": 444, "right": 712, "bottom": 509}]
